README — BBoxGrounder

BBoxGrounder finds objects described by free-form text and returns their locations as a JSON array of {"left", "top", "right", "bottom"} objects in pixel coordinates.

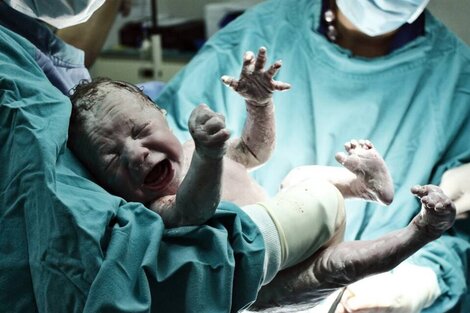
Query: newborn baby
[
  {"left": 68, "top": 48, "right": 456, "bottom": 309},
  {"left": 68, "top": 47, "right": 393, "bottom": 227}
]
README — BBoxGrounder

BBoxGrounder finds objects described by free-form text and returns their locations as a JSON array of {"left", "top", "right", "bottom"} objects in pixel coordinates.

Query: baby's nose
[{"left": 123, "top": 140, "right": 150, "bottom": 170}]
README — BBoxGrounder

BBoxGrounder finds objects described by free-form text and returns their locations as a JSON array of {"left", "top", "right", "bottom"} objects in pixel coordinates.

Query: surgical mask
[
  {"left": 4, "top": 0, "right": 106, "bottom": 29},
  {"left": 336, "top": 0, "right": 430, "bottom": 37}
]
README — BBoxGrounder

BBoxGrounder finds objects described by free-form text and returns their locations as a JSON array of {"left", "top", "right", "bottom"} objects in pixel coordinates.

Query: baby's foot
[
  {"left": 335, "top": 139, "right": 394, "bottom": 205},
  {"left": 411, "top": 185, "right": 456, "bottom": 239}
]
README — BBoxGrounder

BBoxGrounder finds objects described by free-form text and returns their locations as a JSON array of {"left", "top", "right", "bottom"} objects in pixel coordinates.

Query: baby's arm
[
  {"left": 222, "top": 47, "right": 290, "bottom": 170},
  {"left": 150, "top": 104, "right": 230, "bottom": 227}
]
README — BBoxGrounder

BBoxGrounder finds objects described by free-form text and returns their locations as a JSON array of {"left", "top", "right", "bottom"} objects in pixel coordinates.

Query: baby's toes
[
  {"left": 336, "top": 153, "right": 360, "bottom": 171},
  {"left": 344, "top": 139, "right": 358, "bottom": 153},
  {"left": 434, "top": 201, "right": 444, "bottom": 211},
  {"left": 411, "top": 185, "right": 429, "bottom": 198},
  {"left": 442, "top": 198, "right": 453, "bottom": 210},
  {"left": 433, "top": 195, "right": 454, "bottom": 214},
  {"left": 335, "top": 152, "right": 347, "bottom": 165},
  {"left": 415, "top": 185, "right": 456, "bottom": 235},
  {"left": 358, "top": 139, "right": 367, "bottom": 148},
  {"left": 358, "top": 139, "right": 373, "bottom": 150},
  {"left": 421, "top": 195, "right": 435, "bottom": 209}
]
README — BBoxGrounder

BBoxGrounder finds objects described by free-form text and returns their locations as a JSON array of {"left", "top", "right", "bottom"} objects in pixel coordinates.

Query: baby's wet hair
[{"left": 69, "top": 77, "right": 164, "bottom": 113}]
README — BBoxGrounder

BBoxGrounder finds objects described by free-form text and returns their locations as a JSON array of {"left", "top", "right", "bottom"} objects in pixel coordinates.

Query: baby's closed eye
[
  {"left": 105, "top": 153, "right": 119, "bottom": 172},
  {"left": 132, "top": 121, "right": 151, "bottom": 139}
]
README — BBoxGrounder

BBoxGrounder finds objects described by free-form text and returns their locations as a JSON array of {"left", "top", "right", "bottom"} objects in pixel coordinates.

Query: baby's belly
[{"left": 221, "top": 159, "right": 268, "bottom": 206}]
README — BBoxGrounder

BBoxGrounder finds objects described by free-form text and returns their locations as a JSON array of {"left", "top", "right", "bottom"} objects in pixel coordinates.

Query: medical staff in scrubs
[
  {"left": 156, "top": 0, "right": 470, "bottom": 312},
  {"left": 0, "top": 0, "right": 91, "bottom": 94},
  {"left": 55, "top": 0, "right": 133, "bottom": 68},
  {"left": 0, "top": 0, "right": 132, "bottom": 93}
]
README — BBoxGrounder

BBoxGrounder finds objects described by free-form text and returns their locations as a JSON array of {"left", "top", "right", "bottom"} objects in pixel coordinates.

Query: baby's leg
[
  {"left": 281, "top": 139, "right": 394, "bottom": 205},
  {"left": 252, "top": 185, "right": 455, "bottom": 310}
]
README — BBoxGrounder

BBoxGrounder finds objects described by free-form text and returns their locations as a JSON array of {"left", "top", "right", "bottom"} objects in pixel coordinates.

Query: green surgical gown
[{"left": 156, "top": 0, "right": 470, "bottom": 311}]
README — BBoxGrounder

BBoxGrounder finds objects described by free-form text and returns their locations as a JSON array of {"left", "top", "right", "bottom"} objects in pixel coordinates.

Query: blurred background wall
[
  {"left": 428, "top": 0, "right": 470, "bottom": 45},
  {"left": 91, "top": 0, "right": 470, "bottom": 83}
]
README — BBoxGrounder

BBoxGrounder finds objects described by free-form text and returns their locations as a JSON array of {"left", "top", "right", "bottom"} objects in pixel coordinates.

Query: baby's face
[{"left": 81, "top": 87, "right": 184, "bottom": 203}]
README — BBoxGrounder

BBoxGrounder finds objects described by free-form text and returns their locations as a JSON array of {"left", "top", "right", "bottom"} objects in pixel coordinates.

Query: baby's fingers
[
  {"left": 242, "top": 51, "right": 255, "bottom": 76},
  {"left": 221, "top": 75, "right": 239, "bottom": 90},
  {"left": 266, "top": 61, "right": 282, "bottom": 79},
  {"left": 196, "top": 128, "right": 231, "bottom": 159},
  {"left": 254, "top": 47, "right": 267, "bottom": 72},
  {"left": 189, "top": 103, "right": 213, "bottom": 125},
  {"left": 209, "top": 128, "right": 231, "bottom": 144},
  {"left": 203, "top": 115, "right": 226, "bottom": 134},
  {"left": 272, "top": 81, "right": 291, "bottom": 91}
]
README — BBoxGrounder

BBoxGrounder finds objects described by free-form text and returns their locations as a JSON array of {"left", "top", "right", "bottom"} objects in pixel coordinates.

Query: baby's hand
[
  {"left": 221, "top": 47, "right": 290, "bottom": 106},
  {"left": 189, "top": 104, "right": 230, "bottom": 159}
]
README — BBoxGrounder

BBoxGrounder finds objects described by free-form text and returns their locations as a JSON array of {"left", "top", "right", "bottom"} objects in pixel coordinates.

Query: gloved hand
[
  {"left": 440, "top": 163, "right": 470, "bottom": 219},
  {"left": 333, "top": 262, "right": 440, "bottom": 313}
]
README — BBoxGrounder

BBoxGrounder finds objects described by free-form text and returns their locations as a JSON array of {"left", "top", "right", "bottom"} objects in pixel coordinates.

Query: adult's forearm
[{"left": 56, "top": 0, "right": 122, "bottom": 68}]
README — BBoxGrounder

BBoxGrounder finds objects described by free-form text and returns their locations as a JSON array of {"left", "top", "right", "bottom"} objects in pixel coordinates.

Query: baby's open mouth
[{"left": 144, "top": 159, "right": 174, "bottom": 190}]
